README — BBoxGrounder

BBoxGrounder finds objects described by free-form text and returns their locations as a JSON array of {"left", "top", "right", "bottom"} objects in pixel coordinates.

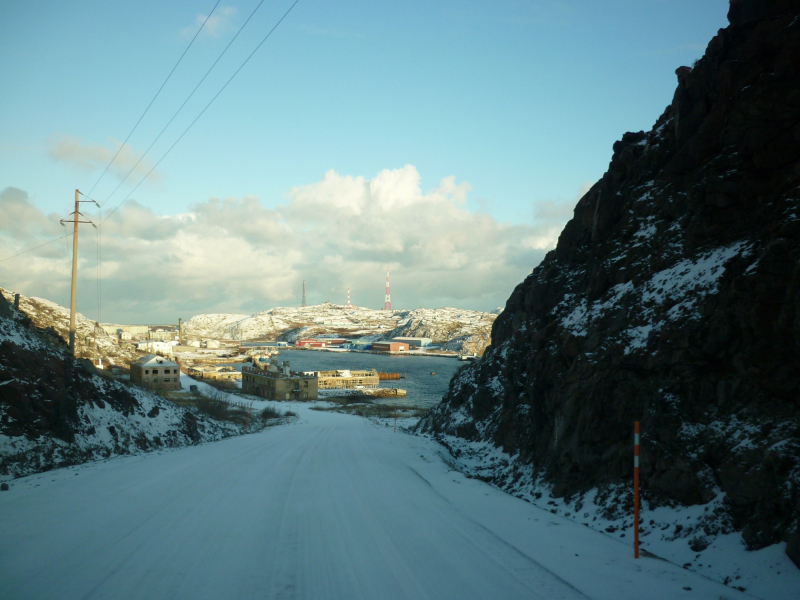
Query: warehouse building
[
  {"left": 391, "top": 337, "right": 432, "bottom": 347},
  {"left": 372, "top": 341, "right": 410, "bottom": 353}
]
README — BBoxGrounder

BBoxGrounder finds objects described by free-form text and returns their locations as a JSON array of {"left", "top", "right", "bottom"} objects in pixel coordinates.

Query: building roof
[{"left": 134, "top": 354, "right": 179, "bottom": 367}]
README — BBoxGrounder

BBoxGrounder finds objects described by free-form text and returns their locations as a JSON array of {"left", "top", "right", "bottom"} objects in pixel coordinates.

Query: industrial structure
[
  {"left": 302, "top": 280, "right": 307, "bottom": 307},
  {"left": 346, "top": 287, "right": 351, "bottom": 308},
  {"left": 295, "top": 338, "right": 346, "bottom": 348},
  {"left": 314, "top": 369, "right": 379, "bottom": 390},
  {"left": 242, "top": 359, "right": 318, "bottom": 400},
  {"left": 383, "top": 268, "right": 392, "bottom": 311},
  {"left": 130, "top": 354, "right": 181, "bottom": 391}
]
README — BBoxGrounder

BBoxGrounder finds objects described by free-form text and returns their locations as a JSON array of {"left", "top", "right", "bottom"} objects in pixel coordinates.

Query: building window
[
  {"left": 165, "top": 378, "right": 170, "bottom": 382},
  {"left": 153, "top": 369, "right": 159, "bottom": 375},
  {"left": 145, "top": 370, "right": 149, "bottom": 374}
]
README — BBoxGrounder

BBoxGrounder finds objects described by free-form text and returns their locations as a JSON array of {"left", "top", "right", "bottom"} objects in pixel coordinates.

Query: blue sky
[{"left": 0, "top": 0, "right": 730, "bottom": 322}]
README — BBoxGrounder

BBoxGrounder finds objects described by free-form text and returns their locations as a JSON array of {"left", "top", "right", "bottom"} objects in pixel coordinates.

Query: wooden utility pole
[
  {"left": 68, "top": 189, "right": 80, "bottom": 354},
  {"left": 61, "top": 189, "right": 98, "bottom": 357}
]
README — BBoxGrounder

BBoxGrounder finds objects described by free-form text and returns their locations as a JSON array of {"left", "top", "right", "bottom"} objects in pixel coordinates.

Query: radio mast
[{"left": 383, "top": 268, "right": 392, "bottom": 311}]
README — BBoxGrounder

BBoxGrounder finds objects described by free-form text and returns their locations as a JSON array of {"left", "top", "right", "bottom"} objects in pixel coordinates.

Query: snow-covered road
[{"left": 1, "top": 406, "right": 751, "bottom": 600}]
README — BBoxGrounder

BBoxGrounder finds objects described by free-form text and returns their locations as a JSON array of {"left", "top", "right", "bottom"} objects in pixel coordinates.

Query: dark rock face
[{"left": 418, "top": 0, "right": 800, "bottom": 558}]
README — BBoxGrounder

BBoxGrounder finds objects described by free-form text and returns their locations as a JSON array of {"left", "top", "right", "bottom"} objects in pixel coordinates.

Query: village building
[
  {"left": 295, "top": 338, "right": 328, "bottom": 348},
  {"left": 130, "top": 354, "right": 181, "bottom": 391},
  {"left": 372, "top": 341, "right": 410, "bottom": 353},
  {"left": 148, "top": 329, "right": 176, "bottom": 341},
  {"left": 123, "top": 325, "right": 150, "bottom": 335},
  {"left": 242, "top": 359, "right": 318, "bottom": 401},
  {"left": 187, "top": 365, "right": 241, "bottom": 381},
  {"left": 136, "top": 340, "right": 174, "bottom": 355}
]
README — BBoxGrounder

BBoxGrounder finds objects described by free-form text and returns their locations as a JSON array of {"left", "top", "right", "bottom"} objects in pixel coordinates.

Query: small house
[{"left": 130, "top": 354, "right": 181, "bottom": 391}]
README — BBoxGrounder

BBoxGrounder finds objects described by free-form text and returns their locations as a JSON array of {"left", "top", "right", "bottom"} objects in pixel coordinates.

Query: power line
[
  {"left": 2, "top": 0, "right": 301, "bottom": 263},
  {"left": 99, "top": 0, "right": 270, "bottom": 210},
  {"left": 0, "top": 233, "right": 72, "bottom": 263},
  {"left": 84, "top": 0, "right": 223, "bottom": 199},
  {"left": 103, "top": 0, "right": 302, "bottom": 224}
]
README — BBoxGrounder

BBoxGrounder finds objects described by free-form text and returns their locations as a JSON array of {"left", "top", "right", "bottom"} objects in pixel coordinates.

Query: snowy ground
[
  {"left": 419, "top": 432, "right": 800, "bottom": 600},
  {"left": 0, "top": 406, "right": 759, "bottom": 600}
]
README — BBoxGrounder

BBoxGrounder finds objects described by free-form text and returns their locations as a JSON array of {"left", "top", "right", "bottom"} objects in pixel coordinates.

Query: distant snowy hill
[
  {"left": 182, "top": 303, "right": 497, "bottom": 355},
  {"left": 0, "top": 294, "right": 238, "bottom": 479}
]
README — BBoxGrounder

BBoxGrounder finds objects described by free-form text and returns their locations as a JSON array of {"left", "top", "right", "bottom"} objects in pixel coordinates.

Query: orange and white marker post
[{"left": 634, "top": 421, "right": 640, "bottom": 558}]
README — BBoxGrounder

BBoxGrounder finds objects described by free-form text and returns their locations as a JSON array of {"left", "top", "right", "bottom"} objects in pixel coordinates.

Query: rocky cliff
[{"left": 418, "top": 0, "right": 800, "bottom": 572}]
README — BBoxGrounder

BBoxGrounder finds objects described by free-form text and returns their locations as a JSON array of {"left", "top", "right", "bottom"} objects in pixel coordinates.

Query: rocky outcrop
[
  {"left": 418, "top": 0, "right": 800, "bottom": 565},
  {"left": 0, "top": 295, "right": 237, "bottom": 479},
  {"left": 0, "top": 288, "right": 137, "bottom": 367}
]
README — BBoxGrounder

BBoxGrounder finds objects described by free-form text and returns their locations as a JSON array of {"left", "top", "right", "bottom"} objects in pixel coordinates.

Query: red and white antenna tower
[
  {"left": 383, "top": 268, "right": 392, "bottom": 311},
  {"left": 346, "top": 287, "right": 352, "bottom": 308}
]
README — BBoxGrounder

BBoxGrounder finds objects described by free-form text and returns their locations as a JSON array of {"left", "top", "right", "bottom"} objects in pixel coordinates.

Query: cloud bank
[{"left": 0, "top": 167, "right": 585, "bottom": 323}]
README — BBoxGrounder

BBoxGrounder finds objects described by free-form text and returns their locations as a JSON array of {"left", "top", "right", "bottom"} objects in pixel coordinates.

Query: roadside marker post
[{"left": 634, "top": 421, "right": 640, "bottom": 558}]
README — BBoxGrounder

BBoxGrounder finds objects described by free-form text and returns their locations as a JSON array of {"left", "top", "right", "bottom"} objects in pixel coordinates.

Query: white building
[{"left": 137, "top": 340, "right": 174, "bottom": 355}]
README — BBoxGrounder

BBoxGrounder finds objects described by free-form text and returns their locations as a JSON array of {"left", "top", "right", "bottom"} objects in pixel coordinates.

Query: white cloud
[
  {"left": 0, "top": 167, "right": 582, "bottom": 323},
  {"left": 181, "top": 6, "right": 238, "bottom": 39},
  {"left": 47, "top": 135, "right": 163, "bottom": 187}
]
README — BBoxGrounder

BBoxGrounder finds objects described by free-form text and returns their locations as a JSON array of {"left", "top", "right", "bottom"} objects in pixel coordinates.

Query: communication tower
[
  {"left": 346, "top": 287, "right": 352, "bottom": 308},
  {"left": 302, "top": 280, "right": 306, "bottom": 307},
  {"left": 383, "top": 268, "right": 392, "bottom": 311}
]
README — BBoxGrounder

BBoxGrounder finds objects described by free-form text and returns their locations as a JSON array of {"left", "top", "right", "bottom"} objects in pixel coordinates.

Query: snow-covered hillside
[
  {"left": 183, "top": 303, "right": 497, "bottom": 354},
  {"left": 0, "top": 294, "right": 238, "bottom": 479},
  {"left": 0, "top": 287, "right": 137, "bottom": 367}
]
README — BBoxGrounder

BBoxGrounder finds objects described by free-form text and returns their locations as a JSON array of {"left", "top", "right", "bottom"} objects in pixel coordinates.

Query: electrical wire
[
  {"left": 0, "top": 233, "right": 72, "bottom": 263},
  {"left": 103, "top": 0, "right": 302, "bottom": 224},
  {"left": 84, "top": 0, "right": 223, "bottom": 199},
  {"left": 98, "top": 0, "right": 270, "bottom": 210},
  {"left": 1, "top": 0, "right": 301, "bottom": 264}
]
